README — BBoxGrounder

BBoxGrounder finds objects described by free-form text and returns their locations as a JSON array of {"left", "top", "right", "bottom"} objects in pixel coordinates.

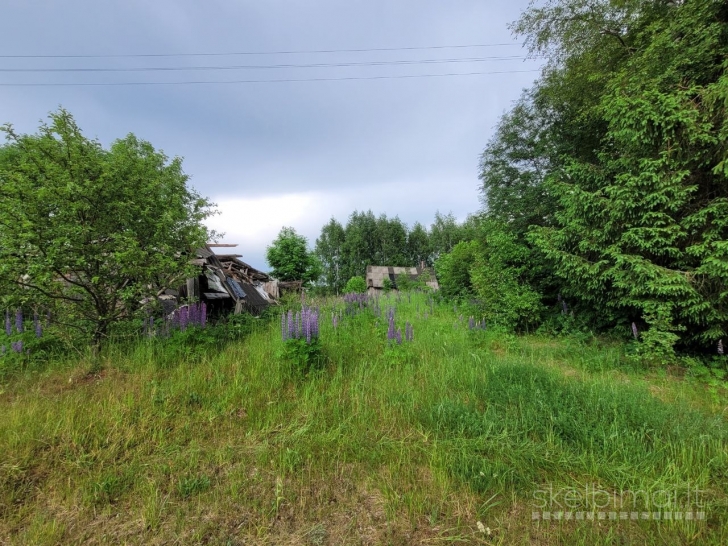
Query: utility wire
[
  {"left": 0, "top": 69, "right": 541, "bottom": 87},
  {"left": 0, "top": 43, "right": 524, "bottom": 59},
  {"left": 0, "top": 56, "right": 536, "bottom": 73}
]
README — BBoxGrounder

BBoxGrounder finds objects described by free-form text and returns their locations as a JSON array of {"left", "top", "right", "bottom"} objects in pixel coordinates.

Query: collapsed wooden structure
[{"left": 178, "top": 244, "right": 276, "bottom": 315}]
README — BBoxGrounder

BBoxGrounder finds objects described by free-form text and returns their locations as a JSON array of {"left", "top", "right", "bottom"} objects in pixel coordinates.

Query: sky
[{"left": 1, "top": 0, "right": 543, "bottom": 270}]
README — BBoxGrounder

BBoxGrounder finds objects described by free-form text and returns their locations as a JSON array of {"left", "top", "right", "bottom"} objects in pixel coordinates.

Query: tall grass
[{"left": 1, "top": 291, "right": 726, "bottom": 544}]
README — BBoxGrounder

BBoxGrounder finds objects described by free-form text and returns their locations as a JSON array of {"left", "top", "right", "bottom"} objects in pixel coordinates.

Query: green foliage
[
  {"left": 469, "top": 221, "right": 545, "bottom": 332},
  {"left": 279, "top": 337, "right": 324, "bottom": 376},
  {"left": 0, "top": 109, "right": 215, "bottom": 352},
  {"left": 266, "top": 227, "right": 321, "bottom": 284},
  {"left": 434, "top": 241, "right": 478, "bottom": 300},
  {"left": 314, "top": 218, "right": 346, "bottom": 294},
  {"left": 479, "top": 0, "right": 728, "bottom": 358},
  {"left": 313, "top": 210, "right": 480, "bottom": 293},
  {"left": 343, "top": 276, "right": 367, "bottom": 294},
  {"left": 382, "top": 278, "right": 393, "bottom": 292}
]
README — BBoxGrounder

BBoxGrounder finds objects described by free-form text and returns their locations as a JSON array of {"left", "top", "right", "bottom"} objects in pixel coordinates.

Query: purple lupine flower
[
  {"left": 387, "top": 313, "right": 396, "bottom": 343},
  {"left": 395, "top": 328, "right": 402, "bottom": 345},
  {"left": 301, "top": 308, "right": 309, "bottom": 343},
  {"left": 295, "top": 311, "right": 301, "bottom": 339},
  {"left": 200, "top": 303, "right": 207, "bottom": 328},
  {"left": 718, "top": 339, "right": 724, "bottom": 355},
  {"left": 179, "top": 306, "right": 189, "bottom": 331},
  {"left": 468, "top": 317, "right": 475, "bottom": 330},
  {"left": 5, "top": 311, "right": 11, "bottom": 337},
  {"left": 11, "top": 340, "right": 23, "bottom": 353},
  {"left": 189, "top": 303, "right": 198, "bottom": 326},
  {"left": 311, "top": 310, "right": 319, "bottom": 338},
  {"left": 405, "top": 321, "right": 413, "bottom": 342},
  {"left": 281, "top": 312, "right": 288, "bottom": 341},
  {"left": 287, "top": 310, "right": 295, "bottom": 339},
  {"left": 15, "top": 309, "right": 23, "bottom": 334},
  {"left": 33, "top": 313, "right": 42, "bottom": 338},
  {"left": 561, "top": 300, "right": 568, "bottom": 314},
  {"left": 631, "top": 322, "right": 639, "bottom": 340}
]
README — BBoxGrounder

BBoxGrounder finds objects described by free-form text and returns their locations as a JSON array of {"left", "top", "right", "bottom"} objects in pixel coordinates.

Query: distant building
[{"left": 365, "top": 265, "right": 439, "bottom": 294}]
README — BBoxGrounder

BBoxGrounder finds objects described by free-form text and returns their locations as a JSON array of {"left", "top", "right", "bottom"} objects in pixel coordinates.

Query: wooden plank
[
  {"left": 203, "top": 292, "right": 230, "bottom": 299},
  {"left": 208, "top": 243, "right": 239, "bottom": 247}
]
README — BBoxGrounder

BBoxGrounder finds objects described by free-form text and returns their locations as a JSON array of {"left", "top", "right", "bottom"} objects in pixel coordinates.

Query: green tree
[
  {"left": 407, "top": 221, "right": 431, "bottom": 266},
  {"left": 266, "top": 227, "right": 320, "bottom": 284},
  {"left": 374, "top": 214, "right": 408, "bottom": 266},
  {"left": 430, "top": 211, "right": 467, "bottom": 260},
  {"left": 344, "top": 276, "right": 367, "bottom": 294},
  {"left": 341, "top": 210, "right": 379, "bottom": 280},
  {"left": 315, "top": 217, "right": 346, "bottom": 294},
  {"left": 0, "top": 109, "right": 215, "bottom": 351},
  {"left": 513, "top": 0, "right": 728, "bottom": 355}
]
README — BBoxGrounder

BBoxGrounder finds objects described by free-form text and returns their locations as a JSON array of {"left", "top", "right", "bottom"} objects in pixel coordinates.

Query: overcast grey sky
[{"left": 1, "top": 0, "right": 543, "bottom": 269}]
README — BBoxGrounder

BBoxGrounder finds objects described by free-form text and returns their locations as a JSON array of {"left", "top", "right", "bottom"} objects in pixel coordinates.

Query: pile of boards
[{"left": 181, "top": 244, "right": 276, "bottom": 315}]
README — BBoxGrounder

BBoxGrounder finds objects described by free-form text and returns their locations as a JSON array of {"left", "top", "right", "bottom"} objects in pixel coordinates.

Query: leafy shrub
[{"left": 344, "top": 276, "right": 367, "bottom": 294}]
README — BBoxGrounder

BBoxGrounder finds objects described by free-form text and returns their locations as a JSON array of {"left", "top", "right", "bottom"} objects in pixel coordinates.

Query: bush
[{"left": 344, "top": 276, "right": 367, "bottom": 294}]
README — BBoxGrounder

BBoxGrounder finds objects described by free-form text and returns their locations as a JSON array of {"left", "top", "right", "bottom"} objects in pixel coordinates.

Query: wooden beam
[{"left": 208, "top": 243, "right": 239, "bottom": 248}]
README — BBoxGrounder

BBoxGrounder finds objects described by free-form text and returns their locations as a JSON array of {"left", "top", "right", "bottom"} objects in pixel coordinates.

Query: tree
[
  {"left": 0, "top": 109, "right": 216, "bottom": 351},
  {"left": 314, "top": 217, "right": 346, "bottom": 294},
  {"left": 510, "top": 0, "right": 728, "bottom": 356},
  {"left": 479, "top": 90, "right": 557, "bottom": 237},
  {"left": 374, "top": 214, "right": 408, "bottom": 266},
  {"left": 341, "top": 210, "right": 379, "bottom": 280},
  {"left": 266, "top": 227, "right": 320, "bottom": 284},
  {"left": 430, "top": 211, "right": 467, "bottom": 260},
  {"left": 344, "top": 276, "right": 367, "bottom": 294},
  {"left": 407, "top": 221, "right": 431, "bottom": 266}
]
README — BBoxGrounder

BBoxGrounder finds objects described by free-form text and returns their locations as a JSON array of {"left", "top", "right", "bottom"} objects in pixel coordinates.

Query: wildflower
[
  {"left": 33, "top": 313, "right": 42, "bottom": 338},
  {"left": 405, "top": 321, "right": 414, "bottom": 342},
  {"left": 719, "top": 339, "right": 724, "bottom": 356},
  {"left": 631, "top": 322, "right": 639, "bottom": 340},
  {"left": 287, "top": 310, "right": 295, "bottom": 339},
  {"left": 4, "top": 311, "right": 11, "bottom": 336},
  {"left": 387, "top": 314, "right": 396, "bottom": 343},
  {"left": 200, "top": 302, "right": 207, "bottom": 328},
  {"left": 179, "top": 306, "right": 189, "bottom": 331},
  {"left": 281, "top": 312, "right": 288, "bottom": 341},
  {"left": 11, "top": 340, "right": 23, "bottom": 353},
  {"left": 310, "top": 310, "right": 319, "bottom": 338},
  {"left": 468, "top": 316, "right": 475, "bottom": 330},
  {"left": 395, "top": 328, "right": 402, "bottom": 345},
  {"left": 15, "top": 309, "right": 23, "bottom": 334}
]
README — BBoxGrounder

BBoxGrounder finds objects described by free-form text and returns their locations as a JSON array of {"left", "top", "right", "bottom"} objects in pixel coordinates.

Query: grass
[{"left": 1, "top": 291, "right": 727, "bottom": 545}]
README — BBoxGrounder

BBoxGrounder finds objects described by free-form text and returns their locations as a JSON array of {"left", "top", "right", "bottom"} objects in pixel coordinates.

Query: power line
[
  {"left": 0, "top": 43, "right": 524, "bottom": 59},
  {"left": 0, "top": 69, "right": 541, "bottom": 87},
  {"left": 0, "top": 56, "right": 536, "bottom": 73}
]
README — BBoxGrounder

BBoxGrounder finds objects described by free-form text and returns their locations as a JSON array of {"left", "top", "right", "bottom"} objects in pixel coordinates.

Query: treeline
[
  {"left": 452, "top": 0, "right": 728, "bottom": 360},
  {"left": 313, "top": 211, "right": 477, "bottom": 294}
]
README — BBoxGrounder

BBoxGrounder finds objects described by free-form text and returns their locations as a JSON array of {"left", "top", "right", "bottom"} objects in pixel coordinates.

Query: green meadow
[{"left": 2, "top": 291, "right": 727, "bottom": 545}]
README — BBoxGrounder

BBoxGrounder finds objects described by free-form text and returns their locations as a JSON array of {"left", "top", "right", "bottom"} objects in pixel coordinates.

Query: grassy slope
[{"left": 1, "top": 292, "right": 727, "bottom": 545}]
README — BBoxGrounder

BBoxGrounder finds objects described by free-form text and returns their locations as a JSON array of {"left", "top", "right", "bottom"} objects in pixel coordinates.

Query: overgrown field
[{"left": 1, "top": 292, "right": 727, "bottom": 545}]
